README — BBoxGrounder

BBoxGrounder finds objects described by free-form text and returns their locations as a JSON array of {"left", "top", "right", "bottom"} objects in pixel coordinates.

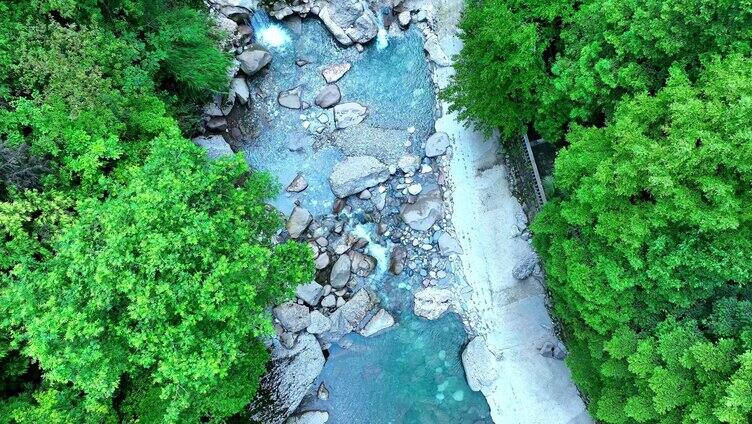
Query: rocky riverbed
[{"left": 196, "top": 0, "right": 589, "bottom": 423}]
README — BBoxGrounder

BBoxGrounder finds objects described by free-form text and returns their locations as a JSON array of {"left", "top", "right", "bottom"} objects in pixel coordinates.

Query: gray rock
[
  {"left": 389, "top": 245, "right": 407, "bottom": 275},
  {"left": 400, "top": 189, "right": 444, "bottom": 231},
  {"left": 373, "top": 191, "right": 387, "bottom": 211},
  {"left": 253, "top": 333, "right": 325, "bottom": 421},
  {"left": 397, "top": 155, "right": 421, "bottom": 174},
  {"left": 423, "top": 33, "right": 451, "bottom": 66},
  {"left": 329, "top": 156, "right": 389, "bottom": 198},
  {"left": 359, "top": 308, "right": 395, "bottom": 337},
  {"left": 407, "top": 183, "right": 422, "bottom": 195},
  {"left": 512, "top": 251, "right": 539, "bottom": 280},
  {"left": 317, "top": 383, "right": 329, "bottom": 400},
  {"left": 321, "top": 294, "right": 337, "bottom": 308},
  {"left": 206, "top": 117, "right": 228, "bottom": 131},
  {"left": 359, "top": 189, "right": 372, "bottom": 200},
  {"left": 307, "top": 310, "right": 332, "bottom": 334},
  {"left": 333, "top": 102, "right": 367, "bottom": 129},
  {"left": 438, "top": 232, "right": 463, "bottom": 255},
  {"left": 286, "top": 411, "right": 329, "bottom": 424},
  {"left": 398, "top": 10, "right": 411, "bottom": 27},
  {"left": 287, "top": 206, "right": 312, "bottom": 239},
  {"left": 318, "top": 5, "right": 352, "bottom": 45},
  {"left": 413, "top": 286, "right": 451, "bottom": 320},
  {"left": 231, "top": 77, "right": 250, "bottom": 104},
  {"left": 462, "top": 337, "right": 499, "bottom": 392},
  {"left": 425, "top": 132, "right": 450, "bottom": 157},
  {"left": 287, "top": 174, "right": 309, "bottom": 192},
  {"left": 328, "top": 288, "right": 378, "bottom": 337},
  {"left": 314, "top": 252, "right": 331, "bottom": 270},
  {"left": 296, "top": 281, "right": 324, "bottom": 306},
  {"left": 350, "top": 251, "right": 376, "bottom": 277},
  {"left": 345, "top": 11, "right": 378, "bottom": 44},
  {"left": 193, "top": 135, "right": 233, "bottom": 159},
  {"left": 274, "top": 302, "right": 311, "bottom": 333},
  {"left": 315, "top": 84, "right": 341, "bottom": 108},
  {"left": 237, "top": 45, "right": 272, "bottom": 75},
  {"left": 279, "top": 87, "right": 302, "bottom": 109},
  {"left": 321, "top": 62, "right": 351, "bottom": 83},
  {"left": 329, "top": 255, "right": 351, "bottom": 289}
]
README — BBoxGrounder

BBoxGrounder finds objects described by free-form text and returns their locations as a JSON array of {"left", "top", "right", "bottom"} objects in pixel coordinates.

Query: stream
[{"left": 241, "top": 16, "right": 491, "bottom": 424}]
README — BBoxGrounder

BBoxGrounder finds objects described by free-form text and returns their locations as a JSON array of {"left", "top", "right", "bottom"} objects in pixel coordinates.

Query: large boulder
[
  {"left": 193, "top": 136, "right": 233, "bottom": 160},
  {"left": 425, "top": 132, "right": 451, "bottom": 157},
  {"left": 287, "top": 206, "right": 312, "bottom": 238},
  {"left": 318, "top": 4, "right": 352, "bottom": 45},
  {"left": 413, "top": 286, "right": 451, "bottom": 320},
  {"left": 286, "top": 411, "right": 329, "bottom": 424},
  {"left": 462, "top": 337, "right": 499, "bottom": 392},
  {"left": 307, "top": 310, "right": 332, "bottom": 334},
  {"left": 230, "top": 77, "right": 250, "bottom": 104},
  {"left": 252, "top": 333, "right": 325, "bottom": 422},
  {"left": 345, "top": 11, "right": 378, "bottom": 44},
  {"left": 237, "top": 45, "right": 272, "bottom": 75},
  {"left": 359, "top": 308, "right": 395, "bottom": 337},
  {"left": 328, "top": 156, "right": 389, "bottom": 198},
  {"left": 315, "top": 84, "right": 341, "bottom": 108},
  {"left": 327, "top": 288, "right": 378, "bottom": 338},
  {"left": 333, "top": 102, "right": 367, "bottom": 129},
  {"left": 400, "top": 189, "right": 444, "bottom": 231},
  {"left": 512, "top": 251, "right": 539, "bottom": 280},
  {"left": 329, "top": 255, "right": 351, "bottom": 289},
  {"left": 274, "top": 302, "right": 311, "bottom": 333}
]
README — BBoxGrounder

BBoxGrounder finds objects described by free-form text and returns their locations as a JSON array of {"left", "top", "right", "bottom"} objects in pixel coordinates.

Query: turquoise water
[{"left": 243, "top": 17, "right": 491, "bottom": 424}]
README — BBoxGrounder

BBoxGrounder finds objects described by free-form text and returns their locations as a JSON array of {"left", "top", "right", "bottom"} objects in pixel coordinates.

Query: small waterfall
[
  {"left": 375, "top": 8, "right": 389, "bottom": 50},
  {"left": 251, "top": 10, "right": 290, "bottom": 48}
]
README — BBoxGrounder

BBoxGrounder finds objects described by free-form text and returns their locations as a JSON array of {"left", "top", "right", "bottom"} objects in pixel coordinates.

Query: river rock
[
  {"left": 400, "top": 189, "right": 444, "bottom": 231},
  {"left": 321, "top": 294, "right": 337, "bottom": 308},
  {"left": 296, "top": 281, "right": 324, "bottom": 306},
  {"left": 350, "top": 251, "right": 376, "bottom": 277},
  {"left": 413, "top": 286, "right": 451, "bottom": 320},
  {"left": 398, "top": 10, "right": 411, "bottom": 27},
  {"left": 425, "top": 132, "right": 450, "bottom": 157},
  {"left": 237, "top": 45, "right": 272, "bottom": 75},
  {"left": 438, "top": 232, "right": 463, "bottom": 255},
  {"left": 193, "top": 135, "right": 233, "bottom": 159},
  {"left": 286, "top": 411, "right": 329, "bottom": 424},
  {"left": 315, "top": 252, "right": 331, "bottom": 270},
  {"left": 328, "top": 288, "right": 378, "bottom": 337},
  {"left": 315, "top": 84, "right": 341, "bottom": 108},
  {"left": 373, "top": 191, "right": 387, "bottom": 211},
  {"left": 389, "top": 245, "right": 407, "bottom": 275},
  {"left": 287, "top": 206, "right": 312, "bottom": 238},
  {"left": 307, "top": 310, "right": 332, "bottom": 334},
  {"left": 322, "top": 62, "right": 351, "bottom": 83},
  {"left": 397, "top": 154, "right": 421, "bottom": 174},
  {"left": 407, "top": 183, "right": 423, "bottom": 195},
  {"left": 423, "top": 33, "right": 451, "bottom": 66},
  {"left": 287, "top": 174, "right": 309, "bottom": 192},
  {"left": 231, "top": 77, "right": 250, "bottom": 104},
  {"left": 329, "top": 156, "right": 389, "bottom": 198},
  {"left": 345, "top": 11, "right": 378, "bottom": 44},
  {"left": 318, "top": 4, "right": 352, "bottom": 45},
  {"left": 254, "top": 333, "right": 325, "bottom": 421},
  {"left": 359, "top": 308, "right": 395, "bottom": 337},
  {"left": 512, "top": 251, "right": 539, "bottom": 280},
  {"left": 329, "top": 255, "right": 351, "bottom": 289},
  {"left": 333, "top": 102, "right": 367, "bottom": 129},
  {"left": 274, "top": 302, "right": 311, "bottom": 333},
  {"left": 279, "top": 87, "right": 302, "bottom": 109},
  {"left": 462, "top": 337, "right": 499, "bottom": 392},
  {"left": 317, "top": 383, "right": 329, "bottom": 400}
]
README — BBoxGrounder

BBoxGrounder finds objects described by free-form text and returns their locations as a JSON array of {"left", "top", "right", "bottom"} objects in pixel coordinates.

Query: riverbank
[{"left": 428, "top": 4, "right": 592, "bottom": 423}]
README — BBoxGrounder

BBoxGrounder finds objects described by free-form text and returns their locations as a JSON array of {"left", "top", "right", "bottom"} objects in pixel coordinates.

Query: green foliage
[
  {"left": 532, "top": 56, "right": 752, "bottom": 423},
  {"left": 448, "top": 0, "right": 752, "bottom": 141},
  {"left": 0, "top": 1, "right": 314, "bottom": 422}
]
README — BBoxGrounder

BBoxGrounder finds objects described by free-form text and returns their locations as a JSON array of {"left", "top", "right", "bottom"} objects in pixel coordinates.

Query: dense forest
[
  {"left": 0, "top": 1, "right": 311, "bottom": 422},
  {"left": 447, "top": 0, "right": 752, "bottom": 423}
]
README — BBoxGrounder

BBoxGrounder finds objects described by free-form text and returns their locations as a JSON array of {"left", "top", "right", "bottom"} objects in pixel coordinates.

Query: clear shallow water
[{"left": 243, "top": 16, "right": 491, "bottom": 424}]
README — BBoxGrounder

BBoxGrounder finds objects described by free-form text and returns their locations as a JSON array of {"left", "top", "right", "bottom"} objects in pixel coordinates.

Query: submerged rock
[
  {"left": 315, "top": 84, "right": 341, "bottom": 108},
  {"left": 279, "top": 87, "right": 303, "bottom": 109},
  {"left": 333, "top": 102, "right": 367, "bottom": 129},
  {"left": 237, "top": 45, "right": 272, "bottom": 75},
  {"left": 462, "top": 337, "right": 499, "bottom": 392},
  {"left": 287, "top": 174, "right": 309, "bottom": 193},
  {"left": 328, "top": 156, "right": 389, "bottom": 198},
  {"left": 321, "top": 62, "right": 351, "bottom": 83},
  {"left": 413, "top": 286, "right": 451, "bottom": 320},
  {"left": 193, "top": 135, "right": 233, "bottom": 159},
  {"left": 400, "top": 189, "right": 444, "bottom": 231},
  {"left": 359, "top": 308, "right": 395, "bottom": 337}
]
